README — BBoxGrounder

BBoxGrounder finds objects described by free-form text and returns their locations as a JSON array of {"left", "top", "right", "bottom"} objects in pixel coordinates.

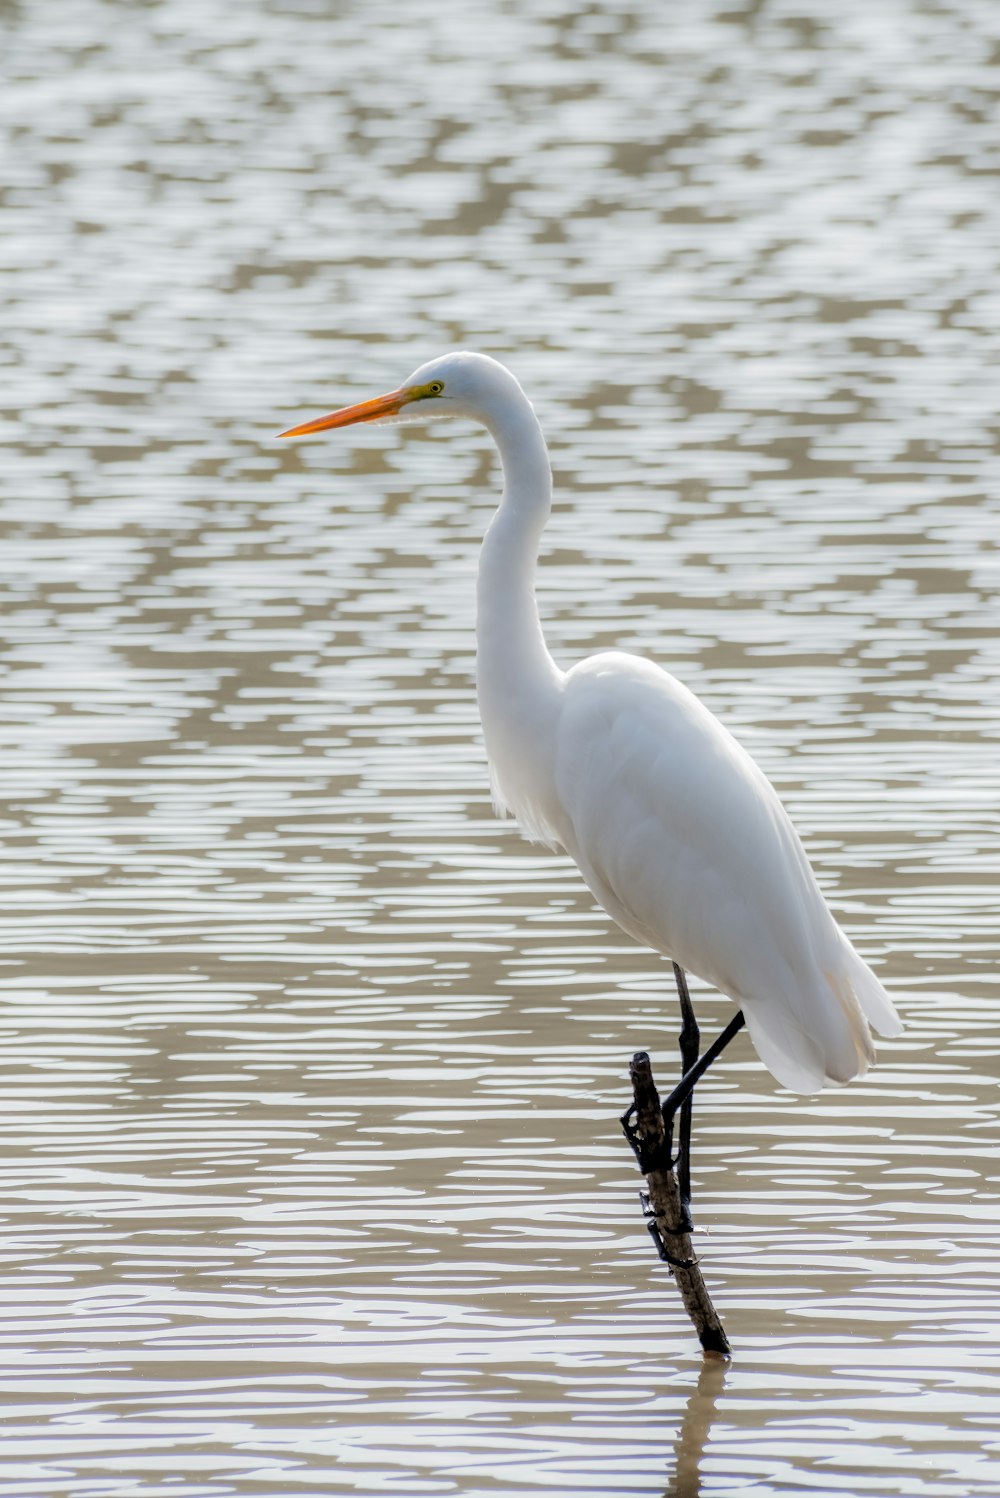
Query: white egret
[{"left": 279, "top": 352, "right": 902, "bottom": 1208}]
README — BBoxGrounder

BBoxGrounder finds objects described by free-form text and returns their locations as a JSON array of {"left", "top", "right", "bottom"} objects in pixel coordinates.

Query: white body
[
  {"left": 287, "top": 351, "right": 902, "bottom": 1094},
  {"left": 484, "top": 642, "right": 900, "bottom": 1092}
]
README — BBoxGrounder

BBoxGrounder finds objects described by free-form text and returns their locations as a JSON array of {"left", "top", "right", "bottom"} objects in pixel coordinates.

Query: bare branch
[{"left": 622, "top": 1050, "right": 732, "bottom": 1359}]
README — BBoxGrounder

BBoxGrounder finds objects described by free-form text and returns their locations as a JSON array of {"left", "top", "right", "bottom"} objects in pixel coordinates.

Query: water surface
[{"left": 2, "top": 0, "right": 1000, "bottom": 1493}]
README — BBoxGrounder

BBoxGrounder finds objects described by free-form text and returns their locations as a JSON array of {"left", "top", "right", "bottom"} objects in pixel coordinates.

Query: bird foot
[
  {"left": 620, "top": 1106, "right": 672, "bottom": 1174},
  {"left": 639, "top": 1197, "right": 698, "bottom": 1272}
]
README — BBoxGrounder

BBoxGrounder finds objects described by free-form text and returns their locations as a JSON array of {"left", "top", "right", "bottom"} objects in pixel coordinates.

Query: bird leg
[
  {"left": 663, "top": 1003, "right": 746, "bottom": 1227},
  {"left": 621, "top": 1051, "right": 734, "bottom": 1356},
  {"left": 673, "top": 962, "right": 700, "bottom": 1224}
]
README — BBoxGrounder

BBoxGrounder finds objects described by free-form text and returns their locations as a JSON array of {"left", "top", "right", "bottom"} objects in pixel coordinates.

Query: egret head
[{"left": 278, "top": 351, "right": 525, "bottom": 439}]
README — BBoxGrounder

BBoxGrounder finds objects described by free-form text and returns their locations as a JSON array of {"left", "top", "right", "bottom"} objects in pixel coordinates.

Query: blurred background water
[{"left": 2, "top": 0, "right": 1000, "bottom": 1493}]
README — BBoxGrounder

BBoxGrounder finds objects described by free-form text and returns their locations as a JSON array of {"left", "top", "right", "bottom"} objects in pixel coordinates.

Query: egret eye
[{"left": 427, "top": 381, "right": 444, "bottom": 395}]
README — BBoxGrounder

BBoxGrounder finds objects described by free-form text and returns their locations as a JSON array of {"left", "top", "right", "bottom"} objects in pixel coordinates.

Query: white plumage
[{"left": 280, "top": 350, "right": 902, "bottom": 1096}]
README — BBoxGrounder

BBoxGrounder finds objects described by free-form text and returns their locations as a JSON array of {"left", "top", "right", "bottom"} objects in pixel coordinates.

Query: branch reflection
[{"left": 667, "top": 1358, "right": 729, "bottom": 1498}]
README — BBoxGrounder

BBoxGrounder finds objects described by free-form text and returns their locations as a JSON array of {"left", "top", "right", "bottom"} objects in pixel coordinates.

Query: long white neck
[{"left": 475, "top": 386, "right": 565, "bottom": 844}]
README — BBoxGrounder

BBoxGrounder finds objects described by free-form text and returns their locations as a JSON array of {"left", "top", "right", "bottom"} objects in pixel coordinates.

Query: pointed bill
[{"left": 278, "top": 386, "right": 412, "bottom": 438}]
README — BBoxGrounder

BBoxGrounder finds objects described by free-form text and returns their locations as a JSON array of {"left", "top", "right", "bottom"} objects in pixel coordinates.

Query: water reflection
[
  {"left": 1, "top": 0, "right": 1000, "bottom": 1492},
  {"left": 670, "top": 1360, "right": 728, "bottom": 1498}
]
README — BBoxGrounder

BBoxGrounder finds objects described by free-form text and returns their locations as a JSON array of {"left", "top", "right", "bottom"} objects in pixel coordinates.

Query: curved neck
[
  {"left": 477, "top": 393, "right": 561, "bottom": 687},
  {"left": 475, "top": 389, "right": 564, "bottom": 815}
]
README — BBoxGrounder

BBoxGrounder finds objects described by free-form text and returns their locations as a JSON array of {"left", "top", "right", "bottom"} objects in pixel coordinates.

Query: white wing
[{"left": 549, "top": 652, "right": 901, "bottom": 1093}]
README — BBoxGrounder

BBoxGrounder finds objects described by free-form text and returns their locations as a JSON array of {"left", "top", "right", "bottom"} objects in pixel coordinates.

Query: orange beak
[{"left": 278, "top": 386, "right": 411, "bottom": 438}]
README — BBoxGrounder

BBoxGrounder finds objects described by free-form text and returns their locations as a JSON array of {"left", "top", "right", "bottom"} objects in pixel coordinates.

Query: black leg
[
  {"left": 663, "top": 1009, "right": 746, "bottom": 1140},
  {"left": 672, "top": 962, "right": 700, "bottom": 1220},
  {"left": 663, "top": 1005, "right": 747, "bottom": 1221}
]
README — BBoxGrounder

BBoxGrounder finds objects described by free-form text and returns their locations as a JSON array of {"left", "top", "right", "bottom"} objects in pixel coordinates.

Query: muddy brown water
[{"left": 2, "top": 1, "right": 1000, "bottom": 1493}]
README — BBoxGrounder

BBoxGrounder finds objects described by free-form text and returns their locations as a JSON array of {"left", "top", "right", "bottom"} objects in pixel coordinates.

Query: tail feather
[
  {"left": 840, "top": 938, "right": 903, "bottom": 1038},
  {"left": 822, "top": 969, "right": 876, "bottom": 1083},
  {"left": 741, "top": 946, "right": 900, "bottom": 1094},
  {"left": 742, "top": 1002, "right": 827, "bottom": 1094}
]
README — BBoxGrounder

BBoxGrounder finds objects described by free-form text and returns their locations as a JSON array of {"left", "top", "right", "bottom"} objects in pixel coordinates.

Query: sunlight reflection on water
[{"left": 1, "top": 0, "right": 1000, "bottom": 1493}]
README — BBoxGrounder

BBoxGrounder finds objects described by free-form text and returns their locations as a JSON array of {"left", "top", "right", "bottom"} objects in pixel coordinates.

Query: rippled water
[{"left": 2, "top": 0, "right": 1000, "bottom": 1493}]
